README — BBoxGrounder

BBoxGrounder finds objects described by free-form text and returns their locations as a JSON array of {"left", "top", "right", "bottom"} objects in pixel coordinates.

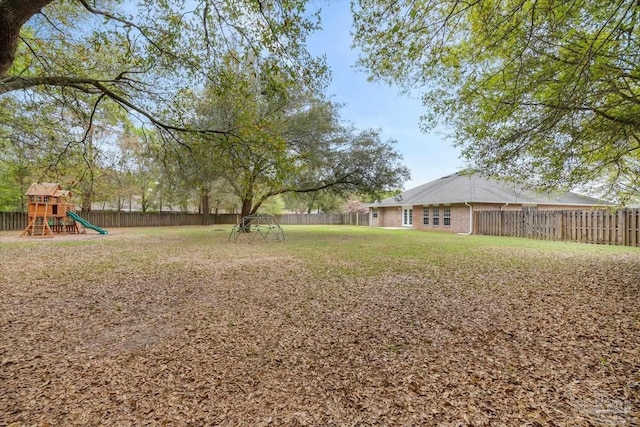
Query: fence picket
[{"left": 631, "top": 209, "right": 638, "bottom": 247}]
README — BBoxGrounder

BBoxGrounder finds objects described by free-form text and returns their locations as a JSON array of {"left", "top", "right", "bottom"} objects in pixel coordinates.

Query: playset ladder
[{"left": 20, "top": 201, "right": 54, "bottom": 237}]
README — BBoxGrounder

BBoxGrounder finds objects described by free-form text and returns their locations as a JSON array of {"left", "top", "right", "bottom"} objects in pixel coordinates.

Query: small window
[
  {"left": 372, "top": 211, "right": 378, "bottom": 218},
  {"left": 422, "top": 206, "right": 429, "bottom": 225},
  {"left": 432, "top": 206, "right": 440, "bottom": 226},
  {"left": 443, "top": 206, "right": 451, "bottom": 226}
]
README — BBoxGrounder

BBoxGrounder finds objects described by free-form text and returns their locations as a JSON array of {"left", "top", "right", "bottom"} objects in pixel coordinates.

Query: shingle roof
[{"left": 375, "top": 172, "right": 612, "bottom": 207}]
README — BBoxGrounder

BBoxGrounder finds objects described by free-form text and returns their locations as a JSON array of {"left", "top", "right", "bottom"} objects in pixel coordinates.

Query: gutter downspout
[{"left": 457, "top": 202, "right": 473, "bottom": 235}]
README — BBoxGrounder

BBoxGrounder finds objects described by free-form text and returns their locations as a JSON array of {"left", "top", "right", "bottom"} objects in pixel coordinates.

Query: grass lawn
[{"left": 0, "top": 226, "right": 638, "bottom": 425}]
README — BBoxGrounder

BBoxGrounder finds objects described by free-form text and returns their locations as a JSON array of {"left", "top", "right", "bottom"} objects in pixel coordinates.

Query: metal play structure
[{"left": 229, "top": 214, "right": 285, "bottom": 243}]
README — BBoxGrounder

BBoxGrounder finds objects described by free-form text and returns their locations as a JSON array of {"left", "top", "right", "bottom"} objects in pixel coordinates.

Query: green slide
[{"left": 67, "top": 211, "right": 108, "bottom": 235}]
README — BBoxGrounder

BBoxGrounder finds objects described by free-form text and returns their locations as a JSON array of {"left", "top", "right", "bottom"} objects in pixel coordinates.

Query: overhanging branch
[
  {"left": 0, "top": 75, "right": 237, "bottom": 146},
  {"left": 264, "top": 171, "right": 362, "bottom": 198}
]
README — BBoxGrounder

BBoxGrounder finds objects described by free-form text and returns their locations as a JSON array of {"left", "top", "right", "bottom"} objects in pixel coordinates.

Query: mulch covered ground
[{"left": 0, "top": 229, "right": 638, "bottom": 426}]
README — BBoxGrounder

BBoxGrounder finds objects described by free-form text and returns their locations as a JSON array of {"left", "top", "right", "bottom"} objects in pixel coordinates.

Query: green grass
[
  {"left": 256, "top": 225, "right": 636, "bottom": 276},
  {"left": 11, "top": 223, "right": 629, "bottom": 257},
  {"left": 3, "top": 224, "right": 632, "bottom": 291},
  {"left": 274, "top": 224, "right": 636, "bottom": 252}
]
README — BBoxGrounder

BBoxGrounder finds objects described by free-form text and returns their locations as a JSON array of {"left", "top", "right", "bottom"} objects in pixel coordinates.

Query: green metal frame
[{"left": 229, "top": 214, "right": 285, "bottom": 243}]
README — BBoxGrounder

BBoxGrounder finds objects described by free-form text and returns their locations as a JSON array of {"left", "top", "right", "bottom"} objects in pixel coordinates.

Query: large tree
[
  {"left": 0, "top": 0, "right": 327, "bottom": 143},
  {"left": 193, "top": 56, "right": 410, "bottom": 218},
  {"left": 352, "top": 0, "right": 640, "bottom": 201}
]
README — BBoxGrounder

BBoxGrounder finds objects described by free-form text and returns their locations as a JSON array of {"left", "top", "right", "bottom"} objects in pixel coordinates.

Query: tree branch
[{"left": 0, "top": 75, "right": 237, "bottom": 144}]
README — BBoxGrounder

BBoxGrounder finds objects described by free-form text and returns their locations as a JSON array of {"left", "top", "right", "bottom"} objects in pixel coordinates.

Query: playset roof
[{"left": 25, "top": 183, "right": 69, "bottom": 198}]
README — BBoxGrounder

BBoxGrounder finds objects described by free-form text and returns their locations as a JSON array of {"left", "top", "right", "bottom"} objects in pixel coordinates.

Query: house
[{"left": 369, "top": 171, "right": 612, "bottom": 233}]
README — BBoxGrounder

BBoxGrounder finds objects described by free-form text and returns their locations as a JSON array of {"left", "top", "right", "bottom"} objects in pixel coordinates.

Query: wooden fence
[
  {"left": 275, "top": 213, "right": 368, "bottom": 226},
  {"left": 0, "top": 211, "right": 369, "bottom": 232},
  {"left": 475, "top": 209, "right": 640, "bottom": 247}
]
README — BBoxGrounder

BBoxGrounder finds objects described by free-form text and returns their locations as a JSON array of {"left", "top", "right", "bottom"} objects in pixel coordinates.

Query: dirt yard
[{"left": 0, "top": 227, "right": 638, "bottom": 425}]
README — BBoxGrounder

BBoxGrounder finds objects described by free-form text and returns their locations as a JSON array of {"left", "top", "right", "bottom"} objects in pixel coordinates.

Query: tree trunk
[
  {"left": 0, "top": 0, "right": 53, "bottom": 76},
  {"left": 81, "top": 190, "right": 92, "bottom": 213},
  {"left": 240, "top": 198, "right": 252, "bottom": 218},
  {"left": 239, "top": 198, "right": 253, "bottom": 232},
  {"left": 201, "top": 189, "right": 210, "bottom": 225},
  {"left": 141, "top": 191, "right": 147, "bottom": 213},
  {"left": 306, "top": 192, "right": 318, "bottom": 214}
]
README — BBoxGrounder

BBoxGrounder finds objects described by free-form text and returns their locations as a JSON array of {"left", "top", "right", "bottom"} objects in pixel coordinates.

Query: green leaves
[
  {"left": 1, "top": 0, "right": 329, "bottom": 143},
  {"left": 353, "top": 0, "right": 640, "bottom": 201}
]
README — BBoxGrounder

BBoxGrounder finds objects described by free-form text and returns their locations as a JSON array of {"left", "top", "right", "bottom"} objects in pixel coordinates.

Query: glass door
[{"left": 402, "top": 207, "right": 413, "bottom": 226}]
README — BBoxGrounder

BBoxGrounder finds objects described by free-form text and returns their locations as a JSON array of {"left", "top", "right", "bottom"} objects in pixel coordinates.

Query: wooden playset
[{"left": 20, "top": 183, "right": 108, "bottom": 237}]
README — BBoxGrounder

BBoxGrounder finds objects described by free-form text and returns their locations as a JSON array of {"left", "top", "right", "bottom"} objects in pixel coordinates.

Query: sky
[{"left": 305, "top": 1, "right": 466, "bottom": 190}]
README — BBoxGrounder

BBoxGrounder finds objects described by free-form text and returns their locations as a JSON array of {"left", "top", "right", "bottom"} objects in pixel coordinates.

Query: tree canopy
[
  {"left": 0, "top": 0, "right": 327, "bottom": 141},
  {"left": 352, "top": 0, "right": 640, "bottom": 201},
  {"left": 190, "top": 54, "right": 410, "bottom": 218}
]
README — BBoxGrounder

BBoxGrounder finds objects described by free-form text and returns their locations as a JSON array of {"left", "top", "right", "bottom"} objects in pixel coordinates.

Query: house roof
[{"left": 374, "top": 172, "right": 612, "bottom": 207}]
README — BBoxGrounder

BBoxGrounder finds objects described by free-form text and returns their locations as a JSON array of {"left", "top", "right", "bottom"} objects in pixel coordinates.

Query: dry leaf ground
[{"left": 0, "top": 226, "right": 638, "bottom": 426}]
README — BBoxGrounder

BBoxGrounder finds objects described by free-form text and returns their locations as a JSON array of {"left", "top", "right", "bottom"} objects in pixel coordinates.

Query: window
[
  {"left": 372, "top": 210, "right": 378, "bottom": 218},
  {"left": 432, "top": 206, "right": 440, "bottom": 226},
  {"left": 422, "top": 206, "right": 429, "bottom": 225},
  {"left": 443, "top": 206, "right": 451, "bottom": 226},
  {"left": 522, "top": 205, "right": 538, "bottom": 213}
]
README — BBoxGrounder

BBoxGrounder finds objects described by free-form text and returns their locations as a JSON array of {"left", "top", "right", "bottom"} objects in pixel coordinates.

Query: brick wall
[{"left": 373, "top": 203, "right": 610, "bottom": 233}]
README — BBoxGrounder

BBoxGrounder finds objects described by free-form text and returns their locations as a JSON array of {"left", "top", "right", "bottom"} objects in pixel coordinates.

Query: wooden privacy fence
[
  {"left": 475, "top": 209, "right": 640, "bottom": 247},
  {"left": 0, "top": 211, "right": 26, "bottom": 232},
  {"left": 0, "top": 211, "right": 369, "bottom": 231},
  {"left": 275, "top": 213, "right": 367, "bottom": 226}
]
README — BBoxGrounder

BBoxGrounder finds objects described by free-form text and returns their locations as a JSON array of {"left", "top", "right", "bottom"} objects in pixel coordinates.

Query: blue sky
[{"left": 306, "top": 1, "right": 466, "bottom": 190}]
